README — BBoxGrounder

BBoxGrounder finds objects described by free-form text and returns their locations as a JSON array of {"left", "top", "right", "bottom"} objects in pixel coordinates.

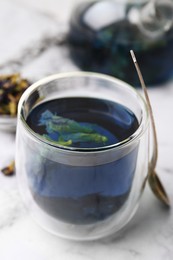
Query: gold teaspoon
[{"left": 130, "top": 50, "right": 170, "bottom": 207}]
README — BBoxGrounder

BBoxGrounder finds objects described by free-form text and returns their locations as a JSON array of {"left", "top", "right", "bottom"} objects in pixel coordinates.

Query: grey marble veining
[
  {"left": 0, "top": 0, "right": 77, "bottom": 82},
  {"left": 0, "top": 1, "right": 57, "bottom": 64},
  {"left": 0, "top": 189, "right": 26, "bottom": 230}
]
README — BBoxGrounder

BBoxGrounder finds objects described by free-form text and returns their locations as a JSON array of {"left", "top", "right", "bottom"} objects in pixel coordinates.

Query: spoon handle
[
  {"left": 130, "top": 50, "right": 170, "bottom": 207},
  {"left": 130, "top": 50, "right": 158, "bottom": 171}
]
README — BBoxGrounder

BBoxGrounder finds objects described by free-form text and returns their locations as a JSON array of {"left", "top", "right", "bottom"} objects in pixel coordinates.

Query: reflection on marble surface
[{"left": 0, "top": 0, "right": 173, "bottom": 259}]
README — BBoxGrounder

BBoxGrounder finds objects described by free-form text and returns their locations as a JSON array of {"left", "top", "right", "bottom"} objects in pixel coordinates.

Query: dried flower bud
[
  {"left": 0, "top": 74, "right": 30, "bottom": 116},
  {"left": 1, "top": 161, "right": 15, "bottom": 176}
]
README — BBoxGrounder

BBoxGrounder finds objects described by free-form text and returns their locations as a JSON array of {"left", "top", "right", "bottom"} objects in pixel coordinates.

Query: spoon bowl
[{"left": 148, "top": 169, "right": 170, "bottom": 207}]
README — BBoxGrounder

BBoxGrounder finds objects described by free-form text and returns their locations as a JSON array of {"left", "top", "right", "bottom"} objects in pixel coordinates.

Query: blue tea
[
  {"left": 68, "top": 1, "right": 173, "bottom": 86},
  {"left": 26, "top": 97, "right": 139, "bottom": 224}
]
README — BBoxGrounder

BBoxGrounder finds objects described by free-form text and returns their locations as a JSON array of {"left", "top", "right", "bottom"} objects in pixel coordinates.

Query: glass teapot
[{"left": 67, "top": 0, "right": 173, "bottom": 86}]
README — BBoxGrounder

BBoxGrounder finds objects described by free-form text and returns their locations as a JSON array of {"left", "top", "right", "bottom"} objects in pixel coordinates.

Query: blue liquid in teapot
[{"left": 68, "top": 1, "right": 173, "bottom": 86}]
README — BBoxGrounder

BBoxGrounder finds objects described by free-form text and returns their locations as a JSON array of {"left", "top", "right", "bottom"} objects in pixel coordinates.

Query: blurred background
[
  {"left": 0, "top": 0, "right": 80, "bottom": 82},
  {"left": 6, "top": 0, "right": 79, "bottom": 22},
  {"left": 2, "top": 0, "right": 173, "bottom": 86}
]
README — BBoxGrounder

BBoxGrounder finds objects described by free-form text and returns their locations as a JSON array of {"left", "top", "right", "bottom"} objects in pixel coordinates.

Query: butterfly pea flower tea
[
  {"left": 26, "top": 97, "right": 139, "bottom": 224},
  {"left": 16, "top": 72, "right": 149, "bottom": 240},
  {"left": 68, "top": 0, "right": 173, "bottom": 85}
]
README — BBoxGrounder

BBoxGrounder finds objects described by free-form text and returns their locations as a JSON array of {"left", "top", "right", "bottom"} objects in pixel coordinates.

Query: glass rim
[{"left": 18, "top": 71, "right": 149, "bottom": 153}]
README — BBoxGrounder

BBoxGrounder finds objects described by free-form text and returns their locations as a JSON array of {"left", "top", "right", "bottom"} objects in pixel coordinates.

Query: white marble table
[{"left": 1, "top": 1, "right": 173, "bottom": 259}]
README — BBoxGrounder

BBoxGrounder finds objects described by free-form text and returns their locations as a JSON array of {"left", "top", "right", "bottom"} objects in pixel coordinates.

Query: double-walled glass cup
[{"left": 15, "top": 72, "right": 149, "bottom": 240}]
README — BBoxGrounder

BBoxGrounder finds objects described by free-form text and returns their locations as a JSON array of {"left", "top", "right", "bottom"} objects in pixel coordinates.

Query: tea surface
[{"left": 27, "top": 97, "right": 139, "bottom": 149}]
